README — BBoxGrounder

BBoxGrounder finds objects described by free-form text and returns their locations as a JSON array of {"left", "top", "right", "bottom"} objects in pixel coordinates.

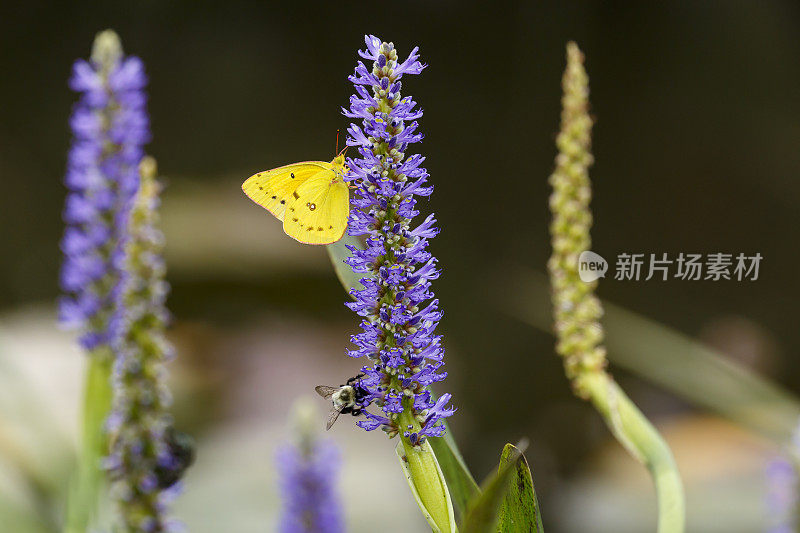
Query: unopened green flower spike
[{"left": 547, "top": 41, "right": 686, "bottom": 533}]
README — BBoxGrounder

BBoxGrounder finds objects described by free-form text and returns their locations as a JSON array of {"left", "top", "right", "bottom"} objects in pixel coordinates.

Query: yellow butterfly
[{"left": 242, "top": 151, "right": 350, "bottom": 245}]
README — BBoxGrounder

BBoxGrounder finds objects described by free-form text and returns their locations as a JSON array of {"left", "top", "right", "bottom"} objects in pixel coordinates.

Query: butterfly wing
[
  {"left": 283, "top": 173, "right": 350, "bottom": 245},
  {"left": 242, "top": 162, "right": 332, "bottom": 221}
]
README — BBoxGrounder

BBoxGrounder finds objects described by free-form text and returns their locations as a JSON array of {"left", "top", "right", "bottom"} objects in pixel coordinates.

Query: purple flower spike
[
  {"left": 277, "top": 400, "right": 344, "bottom": 533},
  {"left": 59, "top": 30, "right": 149, "bottom": 352},
  {"left": 343, "top": 35, "right": 454, "bottom": 445},
  {"left": 277, "top": 442, "right": 344, "bottom": 533}
]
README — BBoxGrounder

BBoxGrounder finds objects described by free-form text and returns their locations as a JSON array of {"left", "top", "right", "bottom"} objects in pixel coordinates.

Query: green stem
[
  {"left": 576, "top": 372, "right": 685, "bottom": 533},
  {"left": 64, "top": 351, "right": 113, "bottom": 533}
]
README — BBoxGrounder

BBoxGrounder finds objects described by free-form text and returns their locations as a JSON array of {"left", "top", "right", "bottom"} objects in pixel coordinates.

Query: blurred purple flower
[
  {"left": 342, "top": 35, "right": 454, "bottom": 445},
  {"left": 277, "top": 440, "right": 344, "bottom": 533},
  {"left": 106, "top": 158, "right": 184, "bottom": 532},
  {"left": 59, "top": 32, "right": 150, "bottom": 352},
  {"left": 764, "top": 420, "right": 800, "bottom": 532},
  {"left": 766, "top": 456, "right": 797, "bottom": 533}
]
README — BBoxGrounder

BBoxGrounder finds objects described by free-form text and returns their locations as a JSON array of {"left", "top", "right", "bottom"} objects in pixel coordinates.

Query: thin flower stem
[{"left": 578, "top": 373, "right": 684, "bottom": 533}]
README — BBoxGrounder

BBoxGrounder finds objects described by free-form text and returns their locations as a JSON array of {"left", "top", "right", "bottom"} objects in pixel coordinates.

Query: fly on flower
[{"left": 241, "top": 147, "right": 351, "bottom": 245}]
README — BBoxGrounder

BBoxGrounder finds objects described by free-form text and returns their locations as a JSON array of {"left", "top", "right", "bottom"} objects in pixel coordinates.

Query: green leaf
[
  {"left": 325, "top": 234, "right": 366, "bottom": 295},
  {"left": 461, "top": 441, "right": 528, "bottom": 533},
  {"left": 497, "top": 443, "right": 543, "bottom": 533},
  {"left": 395, "top": 440, "right": 457, "bottom": 533}
]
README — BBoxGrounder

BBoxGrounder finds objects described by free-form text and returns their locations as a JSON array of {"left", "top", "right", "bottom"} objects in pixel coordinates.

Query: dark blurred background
[{"left": 1, "top": 1, "right": 799, "bottom": 531}]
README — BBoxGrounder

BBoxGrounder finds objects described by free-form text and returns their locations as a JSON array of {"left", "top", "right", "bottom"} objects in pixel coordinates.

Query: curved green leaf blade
[
  {"left": 498, "top": 443, "right": 543, "bottom": 533},
  {"left": 461, "top": 441, "right": 528, "bottom": 533}
]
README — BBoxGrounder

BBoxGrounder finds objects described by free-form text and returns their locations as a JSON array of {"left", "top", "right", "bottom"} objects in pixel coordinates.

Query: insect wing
[
  {"left": 242, "top": 161, "right": 331, "bottom": 221},
  {"left": 282, "top": 172, "right": 350, "bottom": 245},
  {"left": 325, "top": 406, "right": 345, "bottom": 431},
  {"left": 315, "top": 385, "right": 338, "bottom": 399}
]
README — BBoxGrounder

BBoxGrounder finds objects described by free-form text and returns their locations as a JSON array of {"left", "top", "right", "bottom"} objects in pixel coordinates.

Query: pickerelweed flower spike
[
  {"left": 342, "top": 35, "right": 454, "bottom": 446},
  {"left": 276, "top": 398, "right": 344, "bottom": 533},
  {"left": 106, "top": 157, "right": 186, "bottom": 532},
  {"left": 547, "top": 42, "right": 685, "bottom": 533},
  {"left": 59, "top": 29, "right": 150, "bottom": 353},
  {"left": 547, "top": 42, "right": 605, "bottom": 390}
]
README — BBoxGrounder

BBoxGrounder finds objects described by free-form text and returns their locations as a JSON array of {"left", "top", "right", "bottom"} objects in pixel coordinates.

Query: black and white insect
[
  {"left": 107, "top": 425, "right": 195, "bottom": 490},
  {"left": 315, "top": 373, "right": 368, "bottom": 430},
  {"left": 154, "top": 426, "right": 196, "bottom": 489}
]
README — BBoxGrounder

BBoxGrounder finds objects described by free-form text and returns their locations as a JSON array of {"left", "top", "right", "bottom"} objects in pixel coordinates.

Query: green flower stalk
[{"left": 547, "top": 42, "right": 685, "bottom": 533}]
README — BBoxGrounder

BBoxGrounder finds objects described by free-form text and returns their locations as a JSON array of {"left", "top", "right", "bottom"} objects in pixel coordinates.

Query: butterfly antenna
[{"left": 336, "top": 130, "right": 349, "bottom": 158}]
